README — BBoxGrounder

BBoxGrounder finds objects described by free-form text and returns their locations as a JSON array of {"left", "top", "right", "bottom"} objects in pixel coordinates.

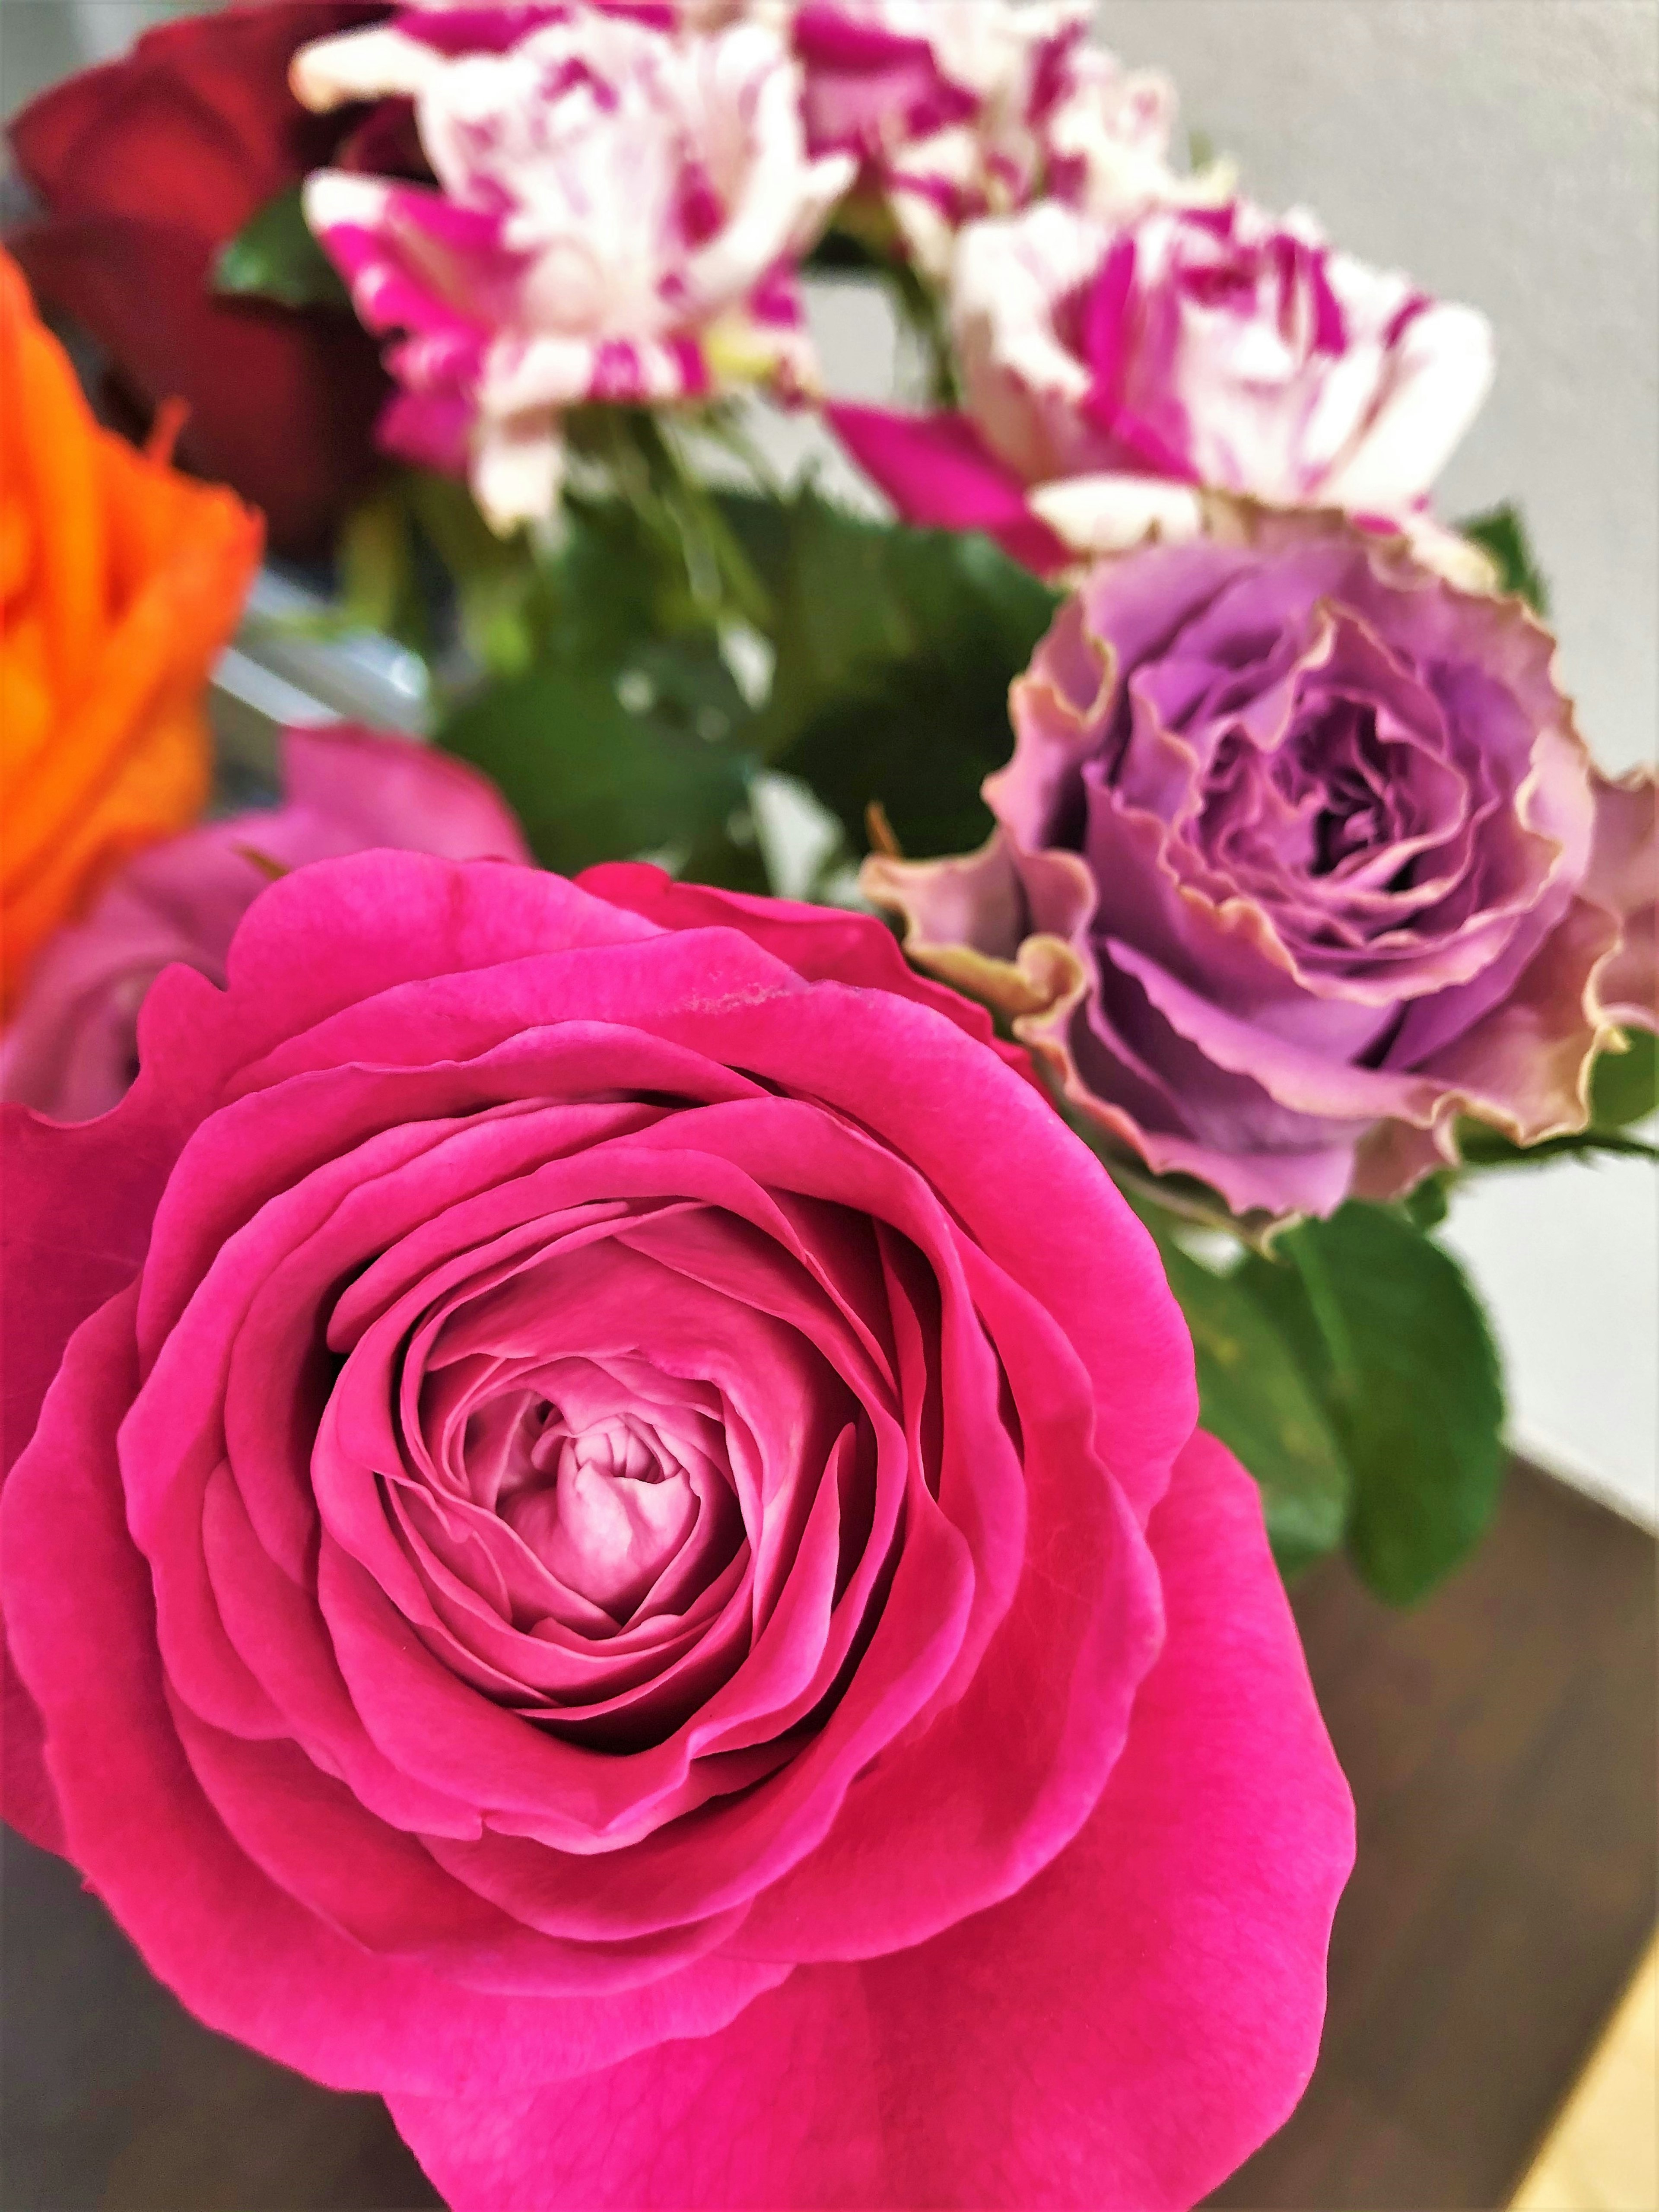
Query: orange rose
[{"left": 0, "top": 248, "right": 261, "bottom": 1012}]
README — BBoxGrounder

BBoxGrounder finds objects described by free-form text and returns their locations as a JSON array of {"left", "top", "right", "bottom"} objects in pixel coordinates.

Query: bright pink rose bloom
[
  {"left": 0, "top": 725, "right": 530, "bottom": 1123},
  {"left": 866, "top": 513, "right": 1659, "bottom": 1220},
  {"left": 832, "top": 197, "right": 1494, "bottom": 578},
  {"left": 0, "top": 850, "right": 1352, "bottom": 2208},
  {"left": 792, "top": 0, "right": 1185, "bottom": 279},
  {"left": 292, "top": 5, "right": 855, "bottom": 527}
]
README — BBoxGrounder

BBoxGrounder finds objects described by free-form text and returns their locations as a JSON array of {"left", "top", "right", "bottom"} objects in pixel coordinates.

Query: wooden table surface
[
  {"left": 3, "top": 1460, "right": 1653, "bottom": 2211},
  {"left": 1210, "top": 1459, "right": 1657, "bottom": 2210}
]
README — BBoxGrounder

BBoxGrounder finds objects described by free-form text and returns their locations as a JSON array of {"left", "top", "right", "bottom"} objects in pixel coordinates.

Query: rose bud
[
  {"left": 866, "top": 511, "right": 1658, "bottom": 1220},
  {"left": 0, "top": 251, "right": 260, "bottom": 1015},
  {"left": 7, "top": 1, "right": 391, "bottom": 559},
  {"left": 831, "top": 195, "right": 1494, "bottom": 580},
  {"left": 0, "top": 725, "right": 529, "bottom": 1122},
  {"left": 292, "top": 6, "right": 857, "bottom": 529},
  {"left": 0, "top": 851, "right": 1353, "bottom": 2209}
]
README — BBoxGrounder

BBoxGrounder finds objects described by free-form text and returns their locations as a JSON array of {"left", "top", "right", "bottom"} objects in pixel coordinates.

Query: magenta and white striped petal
[{"left": 295, "top": 5, "right": 852, "bottom": 527}]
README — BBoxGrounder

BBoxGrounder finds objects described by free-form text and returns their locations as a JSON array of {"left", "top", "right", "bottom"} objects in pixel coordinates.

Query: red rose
[{"left": 8, "top": 1, "right": 391, "bottom": 557}]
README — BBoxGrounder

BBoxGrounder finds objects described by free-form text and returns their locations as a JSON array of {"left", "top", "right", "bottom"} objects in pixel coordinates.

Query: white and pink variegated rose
[
  {"left": 293, "top": 6, "right": 855, "bottom": 528},
  {"left": 832, "top": 197, "right": 1496, "bottom": 582},
  {"left": 790, "top": 0, "right": 1205, "bottom": 280}
]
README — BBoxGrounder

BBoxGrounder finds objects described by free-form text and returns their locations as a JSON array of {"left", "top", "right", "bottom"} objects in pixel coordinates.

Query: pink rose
[
  {"left": 832, "top": 196, "right": 1494, "bottom": 577},
  {"left": 794, "top": 0, "right": 1187, "bottom": 279},
  {"left": 294, "top": 5, "right": 855, "bottom": 526},
  {"left": 0, "top": 725, "right": 530, "bottom": 1123},
  {"left": 865, "top": 514, "right": 1658, "bottom": 1218},
  {"left": 1, "top": 851, "right": 1352, "bottom": 2207}
]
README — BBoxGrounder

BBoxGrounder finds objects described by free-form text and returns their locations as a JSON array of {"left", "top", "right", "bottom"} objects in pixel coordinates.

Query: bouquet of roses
[{"left": 0, "top": 3, "right": 1653, "bottom": 2207}]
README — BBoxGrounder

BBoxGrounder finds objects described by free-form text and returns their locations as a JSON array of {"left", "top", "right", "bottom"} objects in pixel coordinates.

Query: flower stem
[{"left": 633, "top": 412, "right": 773, "bottom": 632}]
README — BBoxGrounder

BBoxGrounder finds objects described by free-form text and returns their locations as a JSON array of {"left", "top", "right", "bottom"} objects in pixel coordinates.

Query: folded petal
[
  {"left": 827, "top": 402, "right": 1072, "bottom": 572},
  {"left": 1584, "top": 767, "right": 1658, "bottom": 1032},
  {"left": 390, "top": 1430, "right": 1353, "bottom": 2210}
]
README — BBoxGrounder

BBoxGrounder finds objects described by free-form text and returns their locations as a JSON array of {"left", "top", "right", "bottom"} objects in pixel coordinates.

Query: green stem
[
  {"left": 633, "top": 413, "right": 773, "bottom": 632},
  {"left": 888, "top": 258, "right": 958, "bottom": 408},
  {"left": 696, "top": 400, "right": 786, "bottom": 504}
]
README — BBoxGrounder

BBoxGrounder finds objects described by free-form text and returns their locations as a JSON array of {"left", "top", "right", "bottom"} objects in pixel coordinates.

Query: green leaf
[
  {"left": 1456, "top": 502, "right": 1551, "bottom": 616},
  {"left": 435, "top": 662, "right": 751, "bottom": 877},
  {"left": 337, "top": 488, "right": 426, "bottom": 648},
  {"left": 714, "top": 488, "right": 795, "bottom": 593},
  {"left": 561, "top": 411, "right": 772, "bottom": 634},
  {"left": 419, "top": 483, "right": 770, "bottom": 886},
  {"left": 398, "top": 470, "right": 541, "bottom": 679},
  {"left": 677, "top": 810, "right": 774, "bottom": 896},
  {"left": 1590, "top": 1027, "right": 1659, "bottom": 1131},
  {"left": 783, "top": 653, "right": 1008, "bottom": 859},
  {"left": 758, "top": 490, "right": 1059, "bottom": 852},
  {"left": 1401, "top": 1174, "right": 1451, "bottom": 1231},
  {"left": 623, "top": 634, "right": 750, "bottom": 746},
  {"left": 1157, "top": 1240, "right": 1352, "bottom": 1574},
  {"left": 753, "top": 493, "right": 918, "bottom": 757},
  {"left": 215, "top": 184, "right": 352, "bottom": 311},
  {"left": 1240, "top": 1205, "right": 1506, "bottom": 1605},
  {"left": 1455, "top": 1123, "right": 1659, "bottom": 1170},
  {"left": 528, "top": 489, "right": 746, "bottom": 680}
]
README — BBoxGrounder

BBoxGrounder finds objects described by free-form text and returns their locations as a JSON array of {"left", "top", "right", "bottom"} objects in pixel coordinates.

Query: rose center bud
[
  {"left": 502, "top": 1409, "right": 698, "bottom": 1621},
  {"left": 1315, "top": 796, "right": 1384, "bottom": 873}
]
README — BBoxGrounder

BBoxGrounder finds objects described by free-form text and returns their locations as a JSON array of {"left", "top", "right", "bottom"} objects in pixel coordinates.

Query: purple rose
[
  {"left": 865, "top": 512, "right": 1658, "bottom": 1218},
  {"left": 0, "top": 725, "right": 529, "bottom": 1122}
]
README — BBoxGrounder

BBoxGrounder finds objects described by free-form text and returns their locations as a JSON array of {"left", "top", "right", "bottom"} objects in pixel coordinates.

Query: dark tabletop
[{"left": 4, "top": 1459, "right": 1654, "bottom": 2212}]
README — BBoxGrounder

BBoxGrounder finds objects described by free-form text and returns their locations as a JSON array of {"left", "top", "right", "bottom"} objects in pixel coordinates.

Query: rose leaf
[
  {"left": 214, "top": 183, "right": 354, "bottom": 313},
  {"left": 1157, "top": 1238, "right": 1353, "bottom": 1577},
  {"left": 757, "top": 489, "right": 1058, "bottom": 852},
  {"left": 751, "top": 490, "right": 927, "bottom": 761},
  {"left": 1240, "top": 1205, "right": 1506, "bottom": 1606},
  {"left": 1400, "top": 1174, "right": 1452, "bottom": 1230},
  {"left": 1455, "top": 1125, "right": 1659, "bottom": 1170},
  {"left": 436, "top": 661, "right": 753, "bottom": 879},
  {"left": 1589, "top": 1027, "right": 1659, "bottom": 1132},
  {"left": 1456, "top": 501, "right": 1551, "bottom": 616}
]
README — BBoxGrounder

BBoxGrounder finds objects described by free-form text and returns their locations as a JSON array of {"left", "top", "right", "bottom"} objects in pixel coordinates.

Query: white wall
[{"left": 0, "top": 3, "right": 175, "bottom": 114}]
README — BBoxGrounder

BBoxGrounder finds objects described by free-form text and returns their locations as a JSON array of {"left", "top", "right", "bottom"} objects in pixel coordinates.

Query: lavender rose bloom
[
  {"left": 865, "top": 512, "right": 1658, "bottom": 1219},
  {"left": 0, "top": 725, "right": 529, "bottom": 1122}
]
